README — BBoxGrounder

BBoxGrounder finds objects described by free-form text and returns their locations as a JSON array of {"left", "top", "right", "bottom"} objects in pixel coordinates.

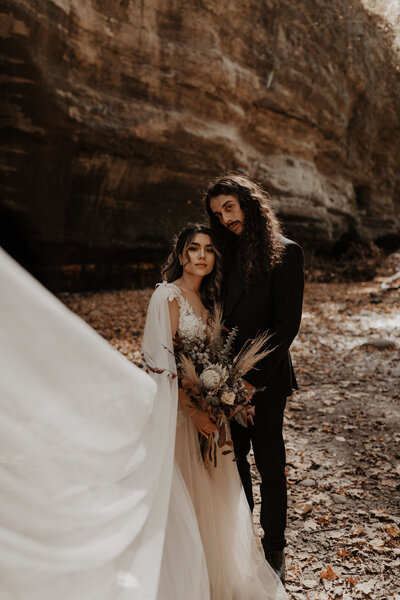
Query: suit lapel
[{"left": 224, "top": 269, "right": 245, "bottom": 317}]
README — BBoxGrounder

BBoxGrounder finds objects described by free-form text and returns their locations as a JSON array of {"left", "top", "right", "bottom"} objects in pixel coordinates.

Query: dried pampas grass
[
  {"left": 179, "top": 353, "right": 201, "bottom": 388},
  {"left": 209, "top": 304, "right": 224, "bottom": 353},
  {"left": 231, "top": 331, "right": 274, "bottom": 381}
]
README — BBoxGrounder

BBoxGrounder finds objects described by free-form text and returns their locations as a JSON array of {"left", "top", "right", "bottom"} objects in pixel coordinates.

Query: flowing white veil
[
  {"left": 0, "top": 250, "right": 206, "bottom": 599},
  {"left": 142, "top": 283, "right": 210, "bottom": 600}
]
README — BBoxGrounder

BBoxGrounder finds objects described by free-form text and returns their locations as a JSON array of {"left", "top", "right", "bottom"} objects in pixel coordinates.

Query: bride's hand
[{"left": 190, "top": 409, "right": 217, "bottom": 437}]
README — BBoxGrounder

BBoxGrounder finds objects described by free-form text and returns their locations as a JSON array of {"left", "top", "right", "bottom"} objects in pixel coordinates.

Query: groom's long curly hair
[
  {"left": 161, "top": 223, "right": 222, "bottom": 312},
  {"left": 204, "top": 173, "right": 284, "bottom": 283}
]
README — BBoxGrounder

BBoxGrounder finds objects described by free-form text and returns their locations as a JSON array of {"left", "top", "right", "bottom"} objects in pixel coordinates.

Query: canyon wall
[{"left": 1, "top": 0, "right": 399, "bottom": 289}]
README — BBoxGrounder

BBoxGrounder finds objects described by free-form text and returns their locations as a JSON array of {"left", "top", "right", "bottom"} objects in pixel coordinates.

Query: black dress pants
[{"left": 230, "top": 394, "right": 287, "bottom": 552}]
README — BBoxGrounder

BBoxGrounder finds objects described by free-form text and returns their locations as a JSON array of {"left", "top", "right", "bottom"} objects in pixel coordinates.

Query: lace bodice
[{"left": 159, "top": 282, "right": 207, "bottom": 342}]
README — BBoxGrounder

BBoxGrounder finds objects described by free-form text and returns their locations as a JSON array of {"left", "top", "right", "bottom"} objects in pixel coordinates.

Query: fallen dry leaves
[
  {"left": 320, "top": 565, "right": 339, "bottom": 581},
  {"left": 60, "top": 252, "right": 400, "bottom": 600}
]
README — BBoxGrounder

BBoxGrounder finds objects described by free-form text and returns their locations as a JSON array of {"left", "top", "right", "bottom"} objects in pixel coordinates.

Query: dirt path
[
  {"left": 275, "top": 269, "right": 400, "bottom": 600},
  {"left": 60, "top": 255, "right": 400, "bottom": 600}
]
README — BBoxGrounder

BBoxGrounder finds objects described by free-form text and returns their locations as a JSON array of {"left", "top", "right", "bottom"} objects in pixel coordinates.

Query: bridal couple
[{"left": 0, "top": 174, "right": 303, "bottom": 599}]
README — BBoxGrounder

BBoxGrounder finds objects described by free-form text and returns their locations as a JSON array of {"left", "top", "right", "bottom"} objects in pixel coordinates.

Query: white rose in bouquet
[
  {"left": 199, "top": 364, "right": 228, "bottom": 390},
  {"left": 221, "top": 391, "right": 236, "bottom": 406}
]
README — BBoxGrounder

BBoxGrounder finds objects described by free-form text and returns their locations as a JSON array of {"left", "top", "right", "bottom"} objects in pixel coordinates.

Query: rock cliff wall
[{"left": 1, "top": 0, "right": 399, "bottom": 289}]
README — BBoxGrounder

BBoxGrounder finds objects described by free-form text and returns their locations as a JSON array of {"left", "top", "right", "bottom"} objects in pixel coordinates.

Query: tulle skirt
[{"left": 166, "top": 407, "right": 287, "bottom": 600}]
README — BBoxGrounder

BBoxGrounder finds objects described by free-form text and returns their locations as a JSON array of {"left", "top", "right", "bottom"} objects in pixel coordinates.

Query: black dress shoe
[{"left": 267, "top": 550, "right": 286, "bottom": 584}]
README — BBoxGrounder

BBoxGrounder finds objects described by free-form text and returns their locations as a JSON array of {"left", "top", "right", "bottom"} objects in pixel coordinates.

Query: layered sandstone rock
[{"left": 1, "top": 0, "right": 399, "bottom": 289}]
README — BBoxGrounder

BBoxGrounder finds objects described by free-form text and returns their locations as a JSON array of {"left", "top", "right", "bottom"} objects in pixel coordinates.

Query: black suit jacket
[{"left": 223, "top": 237, "right": 304, "bottom": 400}]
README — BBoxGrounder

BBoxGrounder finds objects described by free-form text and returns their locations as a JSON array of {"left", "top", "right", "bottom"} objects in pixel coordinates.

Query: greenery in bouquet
[{"left": 173, "top": 306, "right": 272, "bottom": 467}]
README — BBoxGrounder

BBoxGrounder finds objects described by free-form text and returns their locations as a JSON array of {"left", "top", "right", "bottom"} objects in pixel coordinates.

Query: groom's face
[{"left": 209, "top": 195, "right": 244, "bottom": 235}]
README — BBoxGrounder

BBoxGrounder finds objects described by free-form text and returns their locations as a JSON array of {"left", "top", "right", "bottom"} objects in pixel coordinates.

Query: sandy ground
[{"left": 60, "top": 254, "right": 400, "bottom": 600}]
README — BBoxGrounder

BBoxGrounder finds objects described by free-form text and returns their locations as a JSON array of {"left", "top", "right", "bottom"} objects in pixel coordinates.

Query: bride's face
[{"left": 180, "top": 233, "right": 215, "bottom": 278}]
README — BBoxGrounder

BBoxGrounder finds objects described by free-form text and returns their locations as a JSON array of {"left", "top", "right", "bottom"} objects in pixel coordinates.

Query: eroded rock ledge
[{"left": 1, "top": 0, "right": 399, "bottom": 289}]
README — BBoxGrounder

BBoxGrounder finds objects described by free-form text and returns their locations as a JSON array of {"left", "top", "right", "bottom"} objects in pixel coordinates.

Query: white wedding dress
[
  {"left": 144, "top": 283, "right": 287, "bottom": 600},
  {"left": 0, "top": 252, "right": 206, "bottom": 600},
  {"left": 0, "top": 251, "right": 286, "bottom": 600}
]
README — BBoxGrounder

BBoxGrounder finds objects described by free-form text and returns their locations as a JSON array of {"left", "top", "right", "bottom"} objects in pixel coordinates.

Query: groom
[{"left": 204, "top": 173, "right": 304, "bottom": 582}]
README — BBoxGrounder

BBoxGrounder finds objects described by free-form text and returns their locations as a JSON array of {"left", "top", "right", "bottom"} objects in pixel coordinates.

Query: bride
[
  {"left": 143, "top": 224, "right": 287, "bottom": 599},
  {"left": 0, "top": 231, "right": 286, "bottom": 599}
]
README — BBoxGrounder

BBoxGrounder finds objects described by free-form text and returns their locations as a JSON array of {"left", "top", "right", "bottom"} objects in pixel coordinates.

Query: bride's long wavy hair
[{"left": 161, "top": 223, "right": 222, "bottom": 311}]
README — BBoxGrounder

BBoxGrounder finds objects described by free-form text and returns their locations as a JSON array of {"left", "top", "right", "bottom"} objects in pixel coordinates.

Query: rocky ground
[{"left": 60, "top": 253, "right": 400, "bottom": 600}]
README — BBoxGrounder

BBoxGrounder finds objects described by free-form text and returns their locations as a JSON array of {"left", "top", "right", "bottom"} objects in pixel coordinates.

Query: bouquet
[{"left": 173, "top": 306, "right": 272, "bottom": 468}]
